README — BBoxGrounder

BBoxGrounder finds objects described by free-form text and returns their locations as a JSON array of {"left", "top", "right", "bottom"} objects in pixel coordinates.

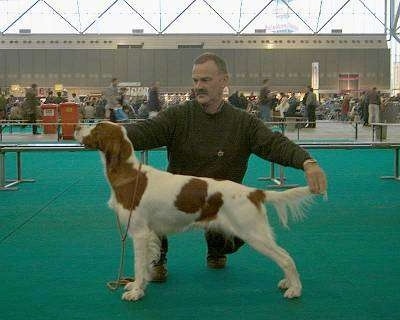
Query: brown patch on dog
[
  {"left": 175, "top": 178, "right": 207, "bottom": 213},
  {"left": 175, "top": 178, "right": 223, "bottom": 221},
  {"left": 108, "top": 163, "right": 148, "bottom": 211},
  {"left": 84, "top": 122, "right": 147, "bottom": 210},
  {"left": 198, "top": 192, "right": 223, "bottom": 221},
  {"left": 248, "top": 190, "right": 266, "bottom": 210}
]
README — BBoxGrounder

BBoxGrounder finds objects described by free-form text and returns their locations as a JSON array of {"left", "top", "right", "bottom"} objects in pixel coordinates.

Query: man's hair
[{"left": 193, "top": 52, "right": 228, "bottom": 74}]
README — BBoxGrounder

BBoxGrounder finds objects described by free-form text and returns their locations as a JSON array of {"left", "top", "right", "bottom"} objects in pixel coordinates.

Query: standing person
[
  {"left": 305, "top": 86, "right": 317, "bottom": 128},
  {"left": 228, "top": 90, "right": 240, "bottom": 108},
  {"left": 238, "top": 92, "right": 248, "bottom": 110},
  {"left": 0, "top": 93, "right": 6, "bottom": 119},
  {"left": 104, "top": 77, "right": 120, "bottom": 119},
  {"left": 54, "top": 91, "right": 66, "bottom": 104},
  {"left": 124, "top": 52, "right": 327, "bottom": 282},
  {"left": 340, "top": 94, "right": 350, "bottom": 121},
  {"left": 70, "top": 93, "right": 81, "bottom": 104},
  {"left": 147, "top": 81, "right": 161, "bottom": 117},
  {"left": 285, "top": 92, "right": 301, "bottom": 117},
  {"left": 44, "top": 91, "right": 56, "bottom": 104},
  {"left": 367, "top": 87, "right": 380, "bottom": 125},
  {"left": 95, "top": 94, "right": 107, "bottom": 119},
  {"left": 258, "top": 78, "right": 273, "bottom": 122},
  {"left": 275, "top": 92, "right": 289, "bottom": 118},
  {"left": 24, "top": 83, "right": 40, "bottom": 134},
  {"left": 359, "top": 91, "right": 369, "bottom": 126}
]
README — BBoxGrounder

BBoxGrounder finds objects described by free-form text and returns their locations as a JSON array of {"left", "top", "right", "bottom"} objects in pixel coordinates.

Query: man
[
  {"left": 147, "top": 81, "right": 161, "bottom": 117},
  {"left": 305, "top": 86, "right": 317, "bottom": 128},
  {"left": 0, "top": 93, "right": 6, "bottom": 119},
  {"left": 124, "top": 52, "right": 327, "bottom": 281},
  {"left": 104, "top": 77, "right": 120, "bottom": 119},
  {"left": 258, "top": 78, "right": 274, "bottom": 122},
  {"left": 228, "top": 90, "right": 240, "bottom": 108},
  {"left": 285, "top": 92, "right": 301, "bottom": 117},
  {"left": 24, "top": 83, "right": 40, "bottom": 134},
  {"left": 367, "top": 87, "right": 380, "bottom": 125},
  {"left": 54, "top": 91, "right": 66, "bottom": 104},
  {"left": 70, "top": 93, "right": 81, "bottom": 104},
  {"left": 44, "top": 91, "right": 56, "bottom": 104},
  {"left": 359, "top": 91, "right": 369, "bottom": 126}
]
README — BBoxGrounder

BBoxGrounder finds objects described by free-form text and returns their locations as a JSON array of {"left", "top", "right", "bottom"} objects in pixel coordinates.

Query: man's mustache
[{"left": 195, "top": 89, "right": 208, "bottom": 95}]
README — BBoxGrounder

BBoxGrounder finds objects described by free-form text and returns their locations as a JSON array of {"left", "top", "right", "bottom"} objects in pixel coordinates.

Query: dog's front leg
[{"left": 122, "top": 233, "right": 149, "bottom": 301}]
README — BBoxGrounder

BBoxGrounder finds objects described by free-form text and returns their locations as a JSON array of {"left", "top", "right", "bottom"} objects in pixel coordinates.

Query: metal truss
[{"left": 1, "top": 0, "right": 400, "bottom": 42}]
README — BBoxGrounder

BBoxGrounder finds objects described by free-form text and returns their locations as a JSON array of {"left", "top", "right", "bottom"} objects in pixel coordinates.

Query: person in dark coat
[{"left": 24, "top": 83, "right": 40, "bottom": 134}]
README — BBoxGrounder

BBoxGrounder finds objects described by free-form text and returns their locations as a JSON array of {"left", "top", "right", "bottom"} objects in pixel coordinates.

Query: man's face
[{"left": 192, "top": 60, "right": 228, "bottom": 106}]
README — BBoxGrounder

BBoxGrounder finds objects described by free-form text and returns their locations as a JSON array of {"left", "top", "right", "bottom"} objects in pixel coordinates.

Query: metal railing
[{"left": 1, "top": 141, "right": 399, "bottom": 191}]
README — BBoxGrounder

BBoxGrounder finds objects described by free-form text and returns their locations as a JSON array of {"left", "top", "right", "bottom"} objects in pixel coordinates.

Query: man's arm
[
  {"left": 124, "top": 107, "right": 176, "bottom": 150},
  {"left": 248, "top": 117, "right": 327, "bottom": 194}
]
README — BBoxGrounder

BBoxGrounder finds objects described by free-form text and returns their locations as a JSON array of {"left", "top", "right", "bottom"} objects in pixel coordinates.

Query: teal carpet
[{"left": 0, "top": 148, "right": 399, "bottom": 320}]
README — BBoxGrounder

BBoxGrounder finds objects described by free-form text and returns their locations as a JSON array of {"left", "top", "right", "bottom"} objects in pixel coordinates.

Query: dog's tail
[{"left": 265, "top": 186, "right": 315, "bottom": 228}]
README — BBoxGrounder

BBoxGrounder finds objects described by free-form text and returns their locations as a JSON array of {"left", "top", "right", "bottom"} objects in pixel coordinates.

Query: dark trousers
[
  {"left": 306, "top": 105, "right": 316, "bottom": 127},
  {"left": 28, "top": 114, "right": 38, "bottom": 134},
  {"left": 157, "top": 231, "right": 244, "bottom": 263},
  {"left": 362, "top": 104, "right": 369, "bottom": 124}
]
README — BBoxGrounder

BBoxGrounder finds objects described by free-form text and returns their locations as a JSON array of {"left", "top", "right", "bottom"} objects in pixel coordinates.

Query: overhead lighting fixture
[
  {"left": 132, "top": 29, "right": 144, "bottom": 34},
  {"left": 178, "top": 43, "right": 204, "bottom": 48}
]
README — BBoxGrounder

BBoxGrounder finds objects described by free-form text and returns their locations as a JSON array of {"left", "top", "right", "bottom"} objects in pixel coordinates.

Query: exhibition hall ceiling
[{"left": 0, "top": 0, "right": 391, "bottom": 34}]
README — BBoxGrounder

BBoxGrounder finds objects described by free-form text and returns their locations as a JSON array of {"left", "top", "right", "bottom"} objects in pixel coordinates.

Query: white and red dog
[{"left": 75, "top": 121, "right": 314, "bottom": 301}]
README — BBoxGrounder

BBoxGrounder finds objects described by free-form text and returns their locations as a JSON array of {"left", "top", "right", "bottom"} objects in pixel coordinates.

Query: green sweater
[{"left": 125, "top": 100, "right": 311, "bottom": 183}]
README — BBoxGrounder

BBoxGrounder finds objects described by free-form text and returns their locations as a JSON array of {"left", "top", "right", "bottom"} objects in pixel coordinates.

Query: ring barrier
[
  {"left": 1, "top": 141, "right": 399, "bottom": 191},
  {"left": 0, "top": 120, "right": 140, "bottom": 142},
  {"left": 0, "top": 143, "right": 154, "bottom": 191},
  {"left": 258, "top": 141, "right": 400, "bottom": 188},
  {"left": 0, "top": 120, "right": 366, "bottom": 143},
  {"left": 371, "top": 122, "right": 400, "bottom": 142}
]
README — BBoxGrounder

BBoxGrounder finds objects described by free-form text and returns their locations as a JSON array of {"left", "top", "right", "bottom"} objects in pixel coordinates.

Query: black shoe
[
  {"left": 207, "top": 255, "right": 227, "bottom": 269},
  {"left": 150, "top": 260, "right": 168, "bottom": 282}
]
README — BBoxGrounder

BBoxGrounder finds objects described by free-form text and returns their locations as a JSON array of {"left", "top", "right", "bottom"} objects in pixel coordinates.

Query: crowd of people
[{"left": 1, "top": 78, "right": 399, "bottom": 132}]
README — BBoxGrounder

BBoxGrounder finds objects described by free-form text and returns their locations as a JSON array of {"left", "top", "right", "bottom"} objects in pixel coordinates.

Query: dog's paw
[
  {"left": 121, "top": 287, "right": 145, "bottom": 301},
  {"left": 278, "top": 278, "right": 290, "bottom": 290},
  {"left": 124, "top": 281, "right": 136, "bottom": 291},
  {"left": 278, "top": 279, "right": 301, "bottom": 299},
  {"left": 283, "top": 286, "right": 301, "bottom": 299}
]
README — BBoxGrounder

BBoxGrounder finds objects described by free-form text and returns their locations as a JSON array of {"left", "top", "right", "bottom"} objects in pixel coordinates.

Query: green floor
[{"left": 1, "top": 148, "right": 399, "bottom": 320}]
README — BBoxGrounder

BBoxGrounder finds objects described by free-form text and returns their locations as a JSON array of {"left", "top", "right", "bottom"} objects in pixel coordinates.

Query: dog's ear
[
  {"left": 81, "top": 130, "right": 100, "bottom": 149},
  {"left": 98, "top": 124, "right": 132, "bottom": 171}
]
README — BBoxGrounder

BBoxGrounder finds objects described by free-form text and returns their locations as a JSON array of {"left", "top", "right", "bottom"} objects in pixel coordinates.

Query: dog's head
[{"left": 75, "top": 121, "right": 133, "bottom": 170}]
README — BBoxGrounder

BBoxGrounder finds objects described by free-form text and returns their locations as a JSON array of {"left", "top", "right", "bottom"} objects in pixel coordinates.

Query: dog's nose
[{"left": 75, "top": 124, "right": 81, "bottom": 131}]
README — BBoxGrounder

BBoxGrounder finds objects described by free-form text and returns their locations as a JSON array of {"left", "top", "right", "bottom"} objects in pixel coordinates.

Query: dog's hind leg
[
  {"left": 122, "top": 232, "right": 150, "bottom": 301},
  {"left": 233, "top": 221, "right": 302, "bottom": 299}
]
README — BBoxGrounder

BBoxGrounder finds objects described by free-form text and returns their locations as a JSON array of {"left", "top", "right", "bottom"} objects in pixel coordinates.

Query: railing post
[{"left": 0, "top": 151, "right": 5, "bottom": 188}]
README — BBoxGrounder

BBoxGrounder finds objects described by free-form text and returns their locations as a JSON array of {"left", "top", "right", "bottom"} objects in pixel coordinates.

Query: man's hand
[{"left": 303, "top": 159, "right": 327, "bottom": 194}]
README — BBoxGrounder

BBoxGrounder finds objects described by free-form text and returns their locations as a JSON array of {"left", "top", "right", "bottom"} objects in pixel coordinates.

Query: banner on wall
[{"left": 311, "top": 62, "right": 319, "bottom": 96}]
